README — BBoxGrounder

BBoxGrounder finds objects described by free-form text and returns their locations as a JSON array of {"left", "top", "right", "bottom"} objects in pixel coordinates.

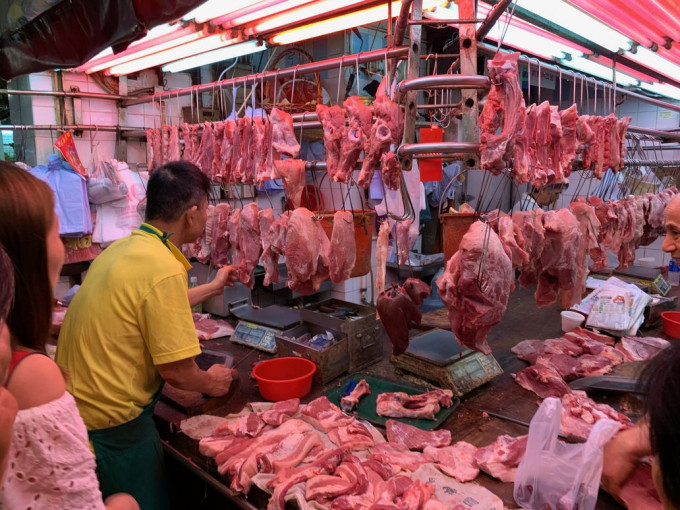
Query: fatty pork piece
[
  {"left": 335, "top": 120, "right": 366, "bottom": 183},
  {"left": 511, "top": 103, "right": 530, "bottom": 183},
  {"left": 269, "top": 107, "right": 300, "bottom": 158},
  {"left": 329, "top": 210, "right": 356, "bottom": 283},
  {"left": 424, "top": 441, "right": 480, "bottom": 483},
  {"left": 376, "top": 284, "right": 423, "bottom": 356},
  {"left": 168, "top": 124, "right": 180, "bottom": 161},
  {"left": 305, "top": 456, "right": 372, "bottom": 503},
  {"left": 512, "top": 364, "right": 571, "bottom": 399},
  {"left": 216, "top": 120, "right": 235, "bottom": 184},
  {"left": 375, "top": 220, "right": 390, "bottom": 298},
  {"left": 238, "top": 203, "right": 262, "bottom": 289},
  {"left": 560, "top": 391, "right": 631, "bottom": 441},
  {"left": 227, "top": 208, "right": 242, "bottom": 267},
  {"left": 300, "top": 396, "right": 354, "bottom": 433},
  {"left": 213, "top": 412, "right": 267, "bottom": 438},
  {"left": 536, "top": 208, "right": 582, "bottom": 309},
  {"left": 368, "top": 443, "right": 432, "bottom": 472},
  {"left": 261, "top": 212, "right": 289, "bottom": 287},
  {"left": 180, "top": 123, "right": 194, "bottom": 162},
  {"left": 372, "top": 93, "right": 403, "bottom": 144},
  {"left": 257, "top": 431, "right": 323, "bottom": 475},
  {"left": 210, "top": 203, "right": 231, "bottom": 268},
  {"left": 381, "top": 151, "right": 401, "bottom": 191},
  {"left": 261, "top": 398, "right": 300, "bottom": 426},
  {"left": 395, "top": 219, "right": 412, "bottom": 265},
  {"left": 267, "top": 448, "right": 347, "bottom": 510},
  {"left": 340, "top": 379, "right": 370, "bottom": 412},
  {"left": 273, "top": 159, "right": 305, "bottom": 209},
  {"left": 195, "top": 122, "right": 215, "bottom": 177},
  {"left": 376, "top": 389, "right": 453, "bottom": 420},
  {"left": 285, "top": 208, "right": 331, "bottom": 295},
  {"left": 474, "top": 434, "right": 528, "bottom": 483},
  {"left": 479, "top": 52, "right": 523, "bottom": 175},
  {"left": 615, "top": 336, "right": 670, "bottom": 362},
  {"left": 497, "top": 214, "right": 529, "bottom": 268},
  {"left": 316, "top": 104, "right": 345, "bottom": 180},
  {"left": 386, "top": 420, "right": 451, "bottom": 450},
  {"left": 328, "top": 421, "right": 376, "bottom": 451},
  {"left": 252, "top": 116, "right": 270, "bottom": 183},
  {"left": 357, "top": 120, "right": 392, "bottom": 188},
  {"left": 437, "top": 221, "right": 513, "bottom": 355}
]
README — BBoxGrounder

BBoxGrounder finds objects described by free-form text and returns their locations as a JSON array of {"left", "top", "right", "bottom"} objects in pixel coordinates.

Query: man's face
[
  {"left": 535, "top": 186, "right": 562, "bottom": 207},
  {"left": 662, "top": 196, "right": 680, "bottom": 263}
]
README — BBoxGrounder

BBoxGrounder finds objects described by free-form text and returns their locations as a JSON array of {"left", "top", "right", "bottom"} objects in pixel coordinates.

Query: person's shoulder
[{"left": 7, "top": 353, "right": 66, "bottom": 410}]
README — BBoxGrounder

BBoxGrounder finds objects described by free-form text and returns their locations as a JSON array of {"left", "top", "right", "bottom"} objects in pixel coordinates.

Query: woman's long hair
[
  {"left": 641, "top": 342, "right": 680, "bottom": 508},
  {"left": 0, "top": 245, "right": 14, "bottom": 323},
  {"left": 0, "top": 162, "right": 55, "bottom": 351}
]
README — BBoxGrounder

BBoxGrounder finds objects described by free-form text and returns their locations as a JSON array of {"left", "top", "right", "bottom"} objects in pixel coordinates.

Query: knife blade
[{"left": 481, "top": 409, "right": 585, "bottom": 443}]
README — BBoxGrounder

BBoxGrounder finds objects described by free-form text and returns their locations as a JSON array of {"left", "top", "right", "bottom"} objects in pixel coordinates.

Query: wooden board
[{"left": 324, "top": 372, "right": 459, "bottom": 431}]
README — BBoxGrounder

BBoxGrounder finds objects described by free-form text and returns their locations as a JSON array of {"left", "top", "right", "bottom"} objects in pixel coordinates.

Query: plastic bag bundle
[
  {"left": 513, "top": 398, "right": 621, "bottom": 510},
  {"left": 87, "top": 148, "right": 128, "bottom": 204}
]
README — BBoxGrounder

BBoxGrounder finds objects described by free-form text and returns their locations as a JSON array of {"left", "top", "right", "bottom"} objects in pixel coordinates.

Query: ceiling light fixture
[
  {"left": 211, "top": 0, "right": 316, "bottom": 28},
  {"left": 638, "top": 81, "right": 680, "bottom": 101},
  {"left": 559, "top": 55, "right": 639, "bottom": 87},
  {"left": 162, "top": 41, "right": 267, "bottom": 73},
  {"left": 106, "top": 34, "right": 239, "bottom": 76}
]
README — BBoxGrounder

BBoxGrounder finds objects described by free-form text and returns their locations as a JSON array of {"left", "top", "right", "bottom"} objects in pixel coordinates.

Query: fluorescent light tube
[{"left": 162, "top": 41, "right": 267, "bottom": 73}]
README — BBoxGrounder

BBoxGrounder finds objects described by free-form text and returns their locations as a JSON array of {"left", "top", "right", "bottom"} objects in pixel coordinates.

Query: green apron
[{"left": 89, "top": 391, "right": 170, "bottom": 510}]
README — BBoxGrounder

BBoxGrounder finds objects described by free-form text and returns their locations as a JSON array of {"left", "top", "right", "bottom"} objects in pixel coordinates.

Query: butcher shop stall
[{"left": 3, "top": 0, "right": 680, "bottom": 508}]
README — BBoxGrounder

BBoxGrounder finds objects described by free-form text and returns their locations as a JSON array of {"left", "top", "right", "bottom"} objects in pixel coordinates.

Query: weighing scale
[
  {"left": 591, "top": 266, "right": 671, "bottom": 296},
  {"left": 228, "top": 299, "right": 301, "bottom": 353},
  {"left": 390, "top": 328, "right": 503, "bottom": 397}
]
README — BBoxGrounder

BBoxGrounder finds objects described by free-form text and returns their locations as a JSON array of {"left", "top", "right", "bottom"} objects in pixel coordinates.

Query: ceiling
[{"left": 3, "top": 0, "right": 680, "bottom": 103}]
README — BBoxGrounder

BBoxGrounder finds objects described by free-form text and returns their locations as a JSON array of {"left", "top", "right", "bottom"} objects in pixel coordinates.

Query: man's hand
[
  {"left": 601, "top": 422, "right": 651, "bottom": 501},
  {"left": 203, "top": 365, "right": 238, "bottom": 397},
  {"left": 210, "top": 266, "right": 239, "bottom": 295}
]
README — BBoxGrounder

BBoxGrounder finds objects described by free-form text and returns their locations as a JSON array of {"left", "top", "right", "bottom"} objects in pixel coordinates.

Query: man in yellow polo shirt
[{"left": 56, "top": 161, "right": 238, "bottom": 510}]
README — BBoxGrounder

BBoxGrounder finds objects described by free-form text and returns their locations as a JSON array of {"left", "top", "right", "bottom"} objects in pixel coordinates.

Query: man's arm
[
  {"left": 187, "top": 266, "right": 239, "bottom": 307},
  {"left": 156, "top": 358, "right": 237, "bottom": 397}
]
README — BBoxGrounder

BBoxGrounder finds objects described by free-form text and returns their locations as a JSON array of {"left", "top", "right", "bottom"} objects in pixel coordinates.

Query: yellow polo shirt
[{"left": 56, "top": 224, "right": 201, "bottom": 431}]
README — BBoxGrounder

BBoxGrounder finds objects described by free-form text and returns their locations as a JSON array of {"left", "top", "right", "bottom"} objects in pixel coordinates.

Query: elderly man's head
[
  {"left": 533, "top": 183, "right": 567, "bottom": 207},
  {"left": 662, "top": 194, "right": 680, "bottom": 263}
]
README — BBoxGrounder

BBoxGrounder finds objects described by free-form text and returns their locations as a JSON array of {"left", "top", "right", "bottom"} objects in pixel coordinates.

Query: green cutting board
[{"left": 324, "top": 372, "right": 460, "bottom": 431}]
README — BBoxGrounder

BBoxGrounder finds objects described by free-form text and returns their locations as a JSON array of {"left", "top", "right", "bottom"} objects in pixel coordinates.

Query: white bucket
[
  {"left": 561, "top": 311, "right": 585, "bottom": 333},
  {"left": 638, "top": 257, "right": 655, "bottom": 268}
]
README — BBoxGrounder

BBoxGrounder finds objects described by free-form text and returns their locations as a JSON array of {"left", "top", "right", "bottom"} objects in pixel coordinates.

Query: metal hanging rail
[
  {"left": 397, "top": 74, "right": 490, "bottom": 93},
  {"left": 0, "top": 124, "right": 133, "bottom": 132},
  {"left": 397, "top": 142, "right": 481, "bottom": 156},
  {"left": 627, "top": 126, "right": 680, "bottom": 142},
  {"left": 123, "top": 46, "right": 410, "bottom": 107},
  {"left": 0, "top": 89, "right": 126, "bottom": 101},
  {"left": 623, "top": 159, "right": 680, "bottom": 167}
]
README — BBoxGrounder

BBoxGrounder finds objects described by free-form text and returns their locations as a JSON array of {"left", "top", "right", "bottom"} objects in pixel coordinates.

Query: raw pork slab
[
  {"left": 474, "top": 434, "right": 528, "bottom": 483},
  {"left": 386, "top": 419, "right": 451, "bottom": 450},
  {"left": 423, "top": 441, "right": 480, "bottom": 483},
  {"left": 512, "top": 364, "right": 571, "bottom": 399}
]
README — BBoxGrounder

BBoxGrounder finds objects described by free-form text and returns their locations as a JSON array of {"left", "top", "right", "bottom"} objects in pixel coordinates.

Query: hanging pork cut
[
  {"left": 512, "top": 209, "right": 545, "bottom": 287},
  {"left": 145, "top": 129, "right": 155, "bottom": 173},
  {"left": 274, "top": 159, "right": 306, "bottom": 210},
  {"left": 479, "top": 52, "right": 523, "bottom": 175},
  {"left": 227, "top": 208, "right": 242, "bottom": 268},
  {"left": 335, "top": 123, "right": 366, "bottom": 184},
  {"left": 211, "top": 121, "right": 224, "bottom": 180},
  {"left": 285, "top": 208, "right": 331, "bottom": 295},
  {"left": 328, "top": 210, "right": 356, "bottom": 283},
  {"left": 558, "top": 104, "right": 578, "bottom": 181},
  {"left": 238, "top": 203, "right": 262, "bottom": 289},
  {"left": 381, "top": 152, "right": 401, "bottom": 191},
  {"left": 357, "top": 120, "right": 391, "bottom": 188},
  {"left": 168, "top": 125, "right": 181, "bottom": 162},
  {"left": 261, "top": 212, "right": 289, "bottom": 287},
  {"left": 372, "top": 94, "right": 403, "bottom": 144},
  {"left": 217, "top": 120, "right": 235, "bottom": 184},
  {"left": 252, "top": 116, "right": 270, "bottom": 184},
  {"left": 195, "top": 121, "right": 215, "bottom": 177},
  {"left": 181, "top": 123, "right": 194, "bottom": 162},
  {"left": 511, "top": 103, "right": 530, "bottom": 183},
  {"left": 343, "top": 96, "right": 373, "bottom": 139},
  {"left": 270, "top": 107, "right": 300, "bottom": 158},
  {"left": 437, "top": 221, "right": 512, "bottom": 355},
  {"left": 316, "top": 104, "right": 345, "bottom": 181},
  {"left": 210, "top": 203, "right": 232, "bottom": 268},
  {"left": 375, "top": 221, "right": 391, "bottom": 299}
]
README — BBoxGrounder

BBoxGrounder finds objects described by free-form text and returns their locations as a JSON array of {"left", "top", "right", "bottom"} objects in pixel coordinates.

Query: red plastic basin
[
  {"left": 661, "top": 311, "right": 680, "bottom": 338},
  {"left": 252, "top": 357, "right": 316, "bottom": 402}
]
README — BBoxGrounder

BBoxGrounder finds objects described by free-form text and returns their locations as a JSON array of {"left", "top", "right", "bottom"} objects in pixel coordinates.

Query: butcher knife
[
  {"left": 568, "top": 375, "right": 642, "bottom": 394},
  {"left": 481, "top": 409, "right": 585, "bottom": 443}
]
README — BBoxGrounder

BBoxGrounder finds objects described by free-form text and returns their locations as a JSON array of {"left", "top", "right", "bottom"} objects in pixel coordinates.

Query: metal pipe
[
  {"left": 627, "top": 125, "right": 680, "bottom": 141},
  {"left": 397, "top": 142, "right": 481, "bottom": 156},
  {"left": 477, "top": 42, "right": 680, "bottom": 115},
  {"left": 398, "top": 74, "right": 489, "bottom": 93},
  {"left": 0, "top": 88, "right": 126, "bottom": 101},
  {"left": 624, "top": 159, "right": 680, "bottom": 167},
  {"left": 124, "top": 46, "right": 409, "bottom": 107},
  {"left": 408, "top": 18, "right": 485, "bottom": 24},
  {"left": 0, "top": 124, "right": 133, "bottom": 132}
]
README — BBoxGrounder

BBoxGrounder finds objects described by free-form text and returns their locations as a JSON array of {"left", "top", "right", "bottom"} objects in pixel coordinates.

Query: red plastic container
[
  {"left": 661, "top": 311, "right": 680, "bottom": 338},
  {"left": 252, "top": 357, "right": 316, "bottom": 401}
]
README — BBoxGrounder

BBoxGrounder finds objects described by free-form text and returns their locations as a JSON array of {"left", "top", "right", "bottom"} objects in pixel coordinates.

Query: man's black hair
[
  {"left": 641, "top": 341, "right": 680, "bottom": 506},
  {"left": 145, "top": 161, "right": 211, "bottom": 223}
]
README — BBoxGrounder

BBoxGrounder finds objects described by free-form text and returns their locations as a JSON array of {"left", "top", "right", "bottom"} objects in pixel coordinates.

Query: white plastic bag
[
  {"left": 87, "top": 146, "right": 128, "bottom": 204},
  {"left": 513, "top": 398, "right": 621, "bottom": 510}
]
